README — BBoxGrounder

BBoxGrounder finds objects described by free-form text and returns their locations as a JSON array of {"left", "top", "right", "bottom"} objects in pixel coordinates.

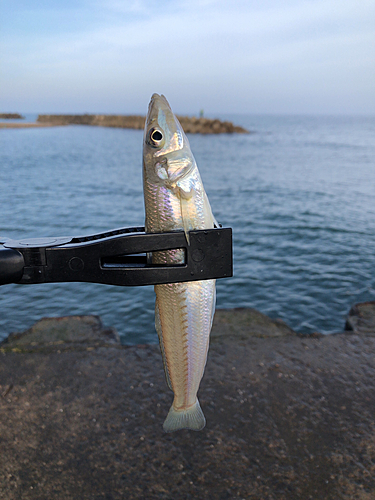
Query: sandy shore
[
  {"left": 0, "top": 306, "right": 374, "bottom": 499},
  {"left": 0, "top": 122, "right": 61, "bottom": 129}
]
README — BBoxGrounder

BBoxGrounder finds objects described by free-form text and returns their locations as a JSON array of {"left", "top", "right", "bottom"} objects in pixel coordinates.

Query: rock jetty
[
  {"left": 36, "top": 114, "right": 249, "bottom": 134},
  {"left": 0, "top": 303, "right": 374, "bottom": 499},
  {"left": 0, "top": 113, "right": 24, "bottom": 119},
  {"left": 345, "top": 300, "right": 375, "bottom": 333}
]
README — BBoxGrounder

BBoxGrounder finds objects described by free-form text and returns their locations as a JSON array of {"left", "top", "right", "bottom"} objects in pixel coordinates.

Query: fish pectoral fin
[
  {"left": 178, "top": 183, "right": 193, "bottom": 200},
  {"left": 155, "top": 300, "right": 173, "bottom": 391},
  {"left": 163, "top": 400, "right": 206, "bottom": 433}
]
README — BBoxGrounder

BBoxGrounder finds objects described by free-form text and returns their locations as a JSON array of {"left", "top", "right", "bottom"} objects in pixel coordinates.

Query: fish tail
[{"left": 163, "top": 400, "right": 206, "bottom": 433}]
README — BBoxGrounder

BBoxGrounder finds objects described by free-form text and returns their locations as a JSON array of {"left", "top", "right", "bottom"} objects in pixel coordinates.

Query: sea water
[{"left": 0, "top": 115, "right": 374, "bottom": 343}]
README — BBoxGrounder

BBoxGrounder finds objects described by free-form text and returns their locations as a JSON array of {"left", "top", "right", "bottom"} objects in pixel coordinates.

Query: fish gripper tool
[{"left": 0, "top": 226, "right": 232, "bottom": 287}]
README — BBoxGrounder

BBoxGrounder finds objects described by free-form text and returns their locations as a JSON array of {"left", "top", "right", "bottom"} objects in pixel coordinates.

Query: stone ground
[{"left": 0, "top": 306, "right": 374, "bottom": 500}]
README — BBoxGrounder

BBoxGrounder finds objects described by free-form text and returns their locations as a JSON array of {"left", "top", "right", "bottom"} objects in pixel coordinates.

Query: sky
[{"left": 1, "top": 0, "right": 374, "bottom": 115}]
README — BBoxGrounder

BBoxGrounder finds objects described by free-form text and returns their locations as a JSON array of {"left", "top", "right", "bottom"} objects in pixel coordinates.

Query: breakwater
[
  {"left": 36, "top": 114, "right": 249, "bottom": 134},
  {"left": 0, "top": 113, "right": 24, "bottom": 119}
]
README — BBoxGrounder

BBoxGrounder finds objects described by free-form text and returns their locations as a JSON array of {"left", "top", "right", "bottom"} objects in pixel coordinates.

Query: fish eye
[
  {"left": 151, "top": 130, "right": 163, "bottom": 141},
  {"left": 149, "top": 128, "right": 164, "bottom": 146}
]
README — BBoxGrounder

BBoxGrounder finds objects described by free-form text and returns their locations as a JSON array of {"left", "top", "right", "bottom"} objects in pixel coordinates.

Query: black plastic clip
[{"left": 0, "top": 226, "right": 232, "bottom": 287}]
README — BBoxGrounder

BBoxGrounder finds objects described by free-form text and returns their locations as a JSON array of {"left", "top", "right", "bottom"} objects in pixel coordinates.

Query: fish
[{"left": 143, "top": 94, "right": 217, "bottom": 432}]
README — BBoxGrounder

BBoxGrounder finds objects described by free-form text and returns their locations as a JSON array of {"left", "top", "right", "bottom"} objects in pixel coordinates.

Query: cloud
[{"left": 1, "top": 0, "right": 374, "bottom": 113}]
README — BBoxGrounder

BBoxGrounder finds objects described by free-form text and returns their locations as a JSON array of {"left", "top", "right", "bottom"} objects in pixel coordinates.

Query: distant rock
[
  {"left": 345, "top": 301, "right": 375, "bottom": 334},
  {"left": 0, "top": 315, "right": 120, "bottom": 353},
  {"left": 36, "top": 114, "right": 249, "bottom": 134},
  {"left": 211, "top": 307, "right": 296, "bottom": 341},
  {"left": 0, "top": 113, "right": 24, "bottom": 119}
]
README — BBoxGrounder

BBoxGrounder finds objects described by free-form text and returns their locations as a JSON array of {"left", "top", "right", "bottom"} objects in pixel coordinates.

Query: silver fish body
[{"left": 143, "top": 94, "right": 217, "bottom": 432}]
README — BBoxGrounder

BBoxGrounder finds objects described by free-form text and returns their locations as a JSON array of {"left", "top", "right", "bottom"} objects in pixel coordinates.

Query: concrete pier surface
[{"left": 0, "top": 305, "right": 374, "bottom": 499}]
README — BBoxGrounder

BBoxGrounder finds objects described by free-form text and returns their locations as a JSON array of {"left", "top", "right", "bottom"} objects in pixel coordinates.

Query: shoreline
[
  {"left": 0, "top": 304, "right": 374, "bottom": 498},
  {"left": 0, "top": 122, "right": 61, "bottom": 129}
]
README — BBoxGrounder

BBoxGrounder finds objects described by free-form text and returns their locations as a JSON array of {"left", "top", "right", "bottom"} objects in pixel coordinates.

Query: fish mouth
[
  {"left": 146, "top": 93, "right": 172, "bottom": 125},
  {"left": 149, "top": 93, "right": 171, "bottom": 110}
]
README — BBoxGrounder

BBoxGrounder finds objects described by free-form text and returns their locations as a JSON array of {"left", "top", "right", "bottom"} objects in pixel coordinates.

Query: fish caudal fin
[{"left": 163, "top": 400, "right": 206, "bottom": 433}]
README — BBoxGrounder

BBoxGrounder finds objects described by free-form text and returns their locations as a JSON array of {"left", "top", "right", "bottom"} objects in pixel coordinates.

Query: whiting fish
[{"left": 143, "top": 94, "right": 217, "bottom": 432}]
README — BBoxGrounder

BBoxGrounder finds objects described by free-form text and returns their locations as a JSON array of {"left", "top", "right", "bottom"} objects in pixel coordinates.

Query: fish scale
[
  {"left": 143, "top": 93, "right": 217, "bottom": 432},
  {"left": 156, "top": 280, "right": 213, "bottom": 411}
]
